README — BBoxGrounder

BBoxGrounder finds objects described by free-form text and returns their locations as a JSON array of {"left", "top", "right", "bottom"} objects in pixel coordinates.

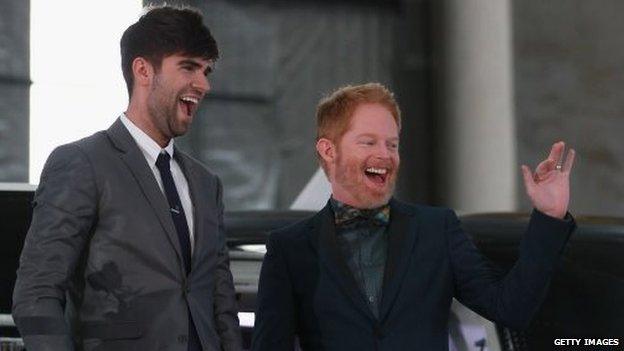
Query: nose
[
  {"left": 192, "top": 73, "right": 210, "bottom": 94},
  {"left": 376, "top": 142, "right": 391, "bottom": 159}
]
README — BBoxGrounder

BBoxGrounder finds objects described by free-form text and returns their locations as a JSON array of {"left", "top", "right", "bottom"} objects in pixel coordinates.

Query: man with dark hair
[
  {"left": 252, "top": 83, "right": 576, "bottom": 351},
  {"left": 120, "top": 6, "right": 219, "bottom": 98},
  {"left": 13, "top": 6, "right": 242, "bottom": 351}
]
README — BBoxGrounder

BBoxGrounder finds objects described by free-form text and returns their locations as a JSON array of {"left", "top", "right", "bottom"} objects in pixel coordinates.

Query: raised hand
[{"left": 521, "top": 141, "right": 575, "bottom": 219}]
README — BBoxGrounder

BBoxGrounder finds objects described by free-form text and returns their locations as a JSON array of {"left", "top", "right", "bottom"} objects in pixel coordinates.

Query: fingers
[
  {"left": 562, "top": 148, "right": 576, "bottom": 173},
  {"left": 535, "top": 158, "right": 556, "bottom": 178},
  {"left": 547, "top": 141, "right": 565, "bottom": 164},
  {"left": 521, "top": 165, "right": 535, "bottom": 193},
  {"left": 534, "top": 141, "right": 564, "bottom": 177}
]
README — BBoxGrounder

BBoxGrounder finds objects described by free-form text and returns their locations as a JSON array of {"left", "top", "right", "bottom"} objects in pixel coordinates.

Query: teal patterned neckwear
[{"left": 332, "top": 199, "right": 390, "bottom": 228}]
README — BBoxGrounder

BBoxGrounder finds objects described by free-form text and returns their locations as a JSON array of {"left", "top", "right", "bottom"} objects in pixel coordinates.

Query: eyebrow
[
  {"left": 356, "top": 133, "right": 399, "bottom": 142},
  {"left": 178, "top": 59, "right": 213, "bottom": 75}
]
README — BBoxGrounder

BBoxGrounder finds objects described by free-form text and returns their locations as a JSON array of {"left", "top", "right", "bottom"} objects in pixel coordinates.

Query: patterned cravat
[{"left": 333, "top": 200, "right": 390, "bottom": 228}]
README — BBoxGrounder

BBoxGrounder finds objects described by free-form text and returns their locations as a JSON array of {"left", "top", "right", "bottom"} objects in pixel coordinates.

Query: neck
[
  {"left": 330, "top": 181, "right": 391, "bottom": 209},
  {"left": 125, "top": 99, "right": 170, "bottom": 148},
  {"left": 330, "top": 192, "right": 361, "bottom": 209}
]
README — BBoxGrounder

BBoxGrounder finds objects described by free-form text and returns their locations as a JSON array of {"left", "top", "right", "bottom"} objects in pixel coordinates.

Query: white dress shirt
[{"left": 120, "top": 114, "right": 195, "bottom": 254}]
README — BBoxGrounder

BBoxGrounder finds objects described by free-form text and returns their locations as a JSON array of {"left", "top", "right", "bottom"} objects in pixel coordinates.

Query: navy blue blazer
[{"left": 251, "top": 199, "right": 575, "bottom": 351}]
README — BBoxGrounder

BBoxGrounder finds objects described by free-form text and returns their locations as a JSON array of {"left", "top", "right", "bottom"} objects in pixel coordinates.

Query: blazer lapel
[
  {"left": 173, "top": 150, "right": 207, "bottom": 272},
  {"left": 312, "top": 203, "right": 377, "bottom": 321},
  {"left": 379, "top": 199, "right": 420, "bottom": 321},
  {"left": 106, "top": 119, "right": 185, "bottom": 275}
]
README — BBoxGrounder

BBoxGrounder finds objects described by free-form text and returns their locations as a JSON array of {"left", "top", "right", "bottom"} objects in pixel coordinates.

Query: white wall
[
  {"left": 29, "top": 0, "right": 142, "bottom": 184},
  {"left": 438, "top": 0, "right": 517, "bottom": 214}
]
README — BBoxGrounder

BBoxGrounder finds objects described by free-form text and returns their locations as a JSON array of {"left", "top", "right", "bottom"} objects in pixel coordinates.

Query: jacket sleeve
[
  {"left": 251, "top": 232, "right": 296, "bottom": 351},
  {"left": 448, "top": 208, "right": 575, "bottom": 330},
  {"left": 213, "top": 177, "right": 244, "bottom": 351},
  {"left": 12, "top": 144, "right": 98, "bottom": 350}
]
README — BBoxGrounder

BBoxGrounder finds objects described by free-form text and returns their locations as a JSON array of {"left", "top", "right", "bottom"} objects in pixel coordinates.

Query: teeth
[
  {"left": 366, "top": 167, "right": 387, "bottom": 175},
  {"left": 180, "top": 96, "right": 199, "bottom": 104}
]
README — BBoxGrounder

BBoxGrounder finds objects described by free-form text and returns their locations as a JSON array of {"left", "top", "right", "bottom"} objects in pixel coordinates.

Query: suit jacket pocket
[{"left": 81, "top": 321, "right": 143, "bottom": 340}]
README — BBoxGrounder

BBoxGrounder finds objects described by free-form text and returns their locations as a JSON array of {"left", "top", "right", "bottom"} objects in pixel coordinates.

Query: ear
[
  {"left": 131, "top": 57, "right": 154, "bottom": 88},
  {"left": 316, "top": 138, "right": 336, "bottom": 165}
]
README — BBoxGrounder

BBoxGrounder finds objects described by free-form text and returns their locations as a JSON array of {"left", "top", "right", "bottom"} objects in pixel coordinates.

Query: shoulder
[
  {"left": 41, "top": 131, "right": 109, "bottom": 176},
  {"left": 268, "top": 211, "right": 319, "bottom": 249},
  {"left": 390, "top": 199, "right": 461, "bottom": 234},
  {"left": 391, "top": 198, "right": 454, "bottom": 219},
  {"left": 39, "top": 130, "right": 114, "bottom": 179},
  {"left": 71, "top": 130, "right": 113, "bottom": 155},
  {"left": 263, "top": 213, "right": 318, "bottom": 269},
  {"left": 35, "top": 134, "right": 108, "bottom": 208},
  {"left": 271, "top": 214, "right": 315, "bottom": 239},
  {"left": 48, "top": 129, "right": 107, "bottom": 154}
]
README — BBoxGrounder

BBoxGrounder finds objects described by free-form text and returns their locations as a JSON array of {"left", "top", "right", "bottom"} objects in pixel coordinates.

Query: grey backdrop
[
  {"left": 513, "top": 0, "right": 624, "bottom": 216},
  {"left": 7, "top": 0, "right": 623, "bottom": 215},
  {"left": 0, "top": 1, "right": 29, "bottom": 182},
  {"left": 172, "top": 0, "right": 432, "bottom": 210},
  {"left": 183, "top": 1, "right": 395, "bottom": 209}
]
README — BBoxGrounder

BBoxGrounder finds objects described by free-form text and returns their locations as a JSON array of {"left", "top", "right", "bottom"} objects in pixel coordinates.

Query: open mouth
[
  {"left": 179, "top": 96, "right": 200, "bottom": 117},
  {"left": 364, "top": 167, "right": 389, "bottom": 185}
]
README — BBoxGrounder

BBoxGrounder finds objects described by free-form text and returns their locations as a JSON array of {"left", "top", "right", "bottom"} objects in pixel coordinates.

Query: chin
[
  {"left": 171, "top": 123, "right": 190, "bottom": 137},
  {"left": 359, "top": 193, "right": 392, "bottom": 209},
  {"left": 178, "top": 127, "right": 190, "bottom": 136}
]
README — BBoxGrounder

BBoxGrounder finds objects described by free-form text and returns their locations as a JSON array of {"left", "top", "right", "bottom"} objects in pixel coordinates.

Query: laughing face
[
  {"left": 146, "top": 54, "right": 213, "bottom": 144},
  {"left": 327, "top": 103, "right": 400, "bottom": 209}
]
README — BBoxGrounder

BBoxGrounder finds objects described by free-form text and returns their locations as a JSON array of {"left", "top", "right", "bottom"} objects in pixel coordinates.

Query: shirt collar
[{"left": 120, "top": 113, "right": 174, "bottom": 165}]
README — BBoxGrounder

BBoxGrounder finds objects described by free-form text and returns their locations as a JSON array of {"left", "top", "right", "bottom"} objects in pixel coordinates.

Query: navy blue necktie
[
  {"left": 156, "top": 152, "right": 192, "bottom": 274},
  {"left": 155, "top": 152, "right": 201, "bottom": 351}
]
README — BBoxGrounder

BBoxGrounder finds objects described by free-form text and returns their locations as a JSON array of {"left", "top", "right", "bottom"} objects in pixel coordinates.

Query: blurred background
[
  {"left": 2, "top": 1, "right": 623, "bottom": 349},
  {"left": 1, "top": 0, "right": 623, "bottom": 215}
]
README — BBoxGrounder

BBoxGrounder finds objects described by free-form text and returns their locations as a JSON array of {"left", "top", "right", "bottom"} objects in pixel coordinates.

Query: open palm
[{"left": 521, "top": 141, "right": 575, "bottom": 219}]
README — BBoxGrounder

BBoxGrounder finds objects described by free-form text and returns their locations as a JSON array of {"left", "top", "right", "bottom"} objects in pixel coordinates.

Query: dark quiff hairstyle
[{"left": 120, "top": 5, "right": 219, "bottom": 97}]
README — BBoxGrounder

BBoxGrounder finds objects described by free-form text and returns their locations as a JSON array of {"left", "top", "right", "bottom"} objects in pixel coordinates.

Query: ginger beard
[
  {"left": 332, "top": 143, "right": 399, "bottom": 209},
  {"left": 334, "top": 152, "right": 398, "bottom": 208}
]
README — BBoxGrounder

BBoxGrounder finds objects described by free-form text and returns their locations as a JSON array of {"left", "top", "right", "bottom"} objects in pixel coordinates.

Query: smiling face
[
  {"left": 322, "top": 103, "right": 400, "bottom": 209},
  {"left": 145, "top": 54, "right": 213, "bottom": 145}
]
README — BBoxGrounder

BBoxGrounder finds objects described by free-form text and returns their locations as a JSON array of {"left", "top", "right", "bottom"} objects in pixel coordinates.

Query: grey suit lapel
[
  {"left": 379, "top": 199, "right": 420, "bottom": 321},
  {"left": 105, "top": 119, "right": 186, "bottom": 275},
  {"left": 173, "top": 149, "right": 207, "bottom": 272},
  {"left": 311, "top": 203, "right": 377, "bottom": 322}
]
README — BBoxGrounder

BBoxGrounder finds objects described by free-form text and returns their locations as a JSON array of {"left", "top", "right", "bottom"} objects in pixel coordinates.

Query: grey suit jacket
[{"left": 12, "top": 119, "right": 242, "bottom": 351}]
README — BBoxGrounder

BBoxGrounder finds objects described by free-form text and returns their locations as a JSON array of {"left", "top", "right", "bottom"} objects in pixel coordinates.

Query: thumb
[{"left": 521, "top": 165, "right": 535, "bottom": 193}]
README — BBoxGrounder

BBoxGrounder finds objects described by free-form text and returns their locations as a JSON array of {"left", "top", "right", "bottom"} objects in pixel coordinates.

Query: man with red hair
[{"left": 252, "top": 83, "right": 575, "bottom": 351}]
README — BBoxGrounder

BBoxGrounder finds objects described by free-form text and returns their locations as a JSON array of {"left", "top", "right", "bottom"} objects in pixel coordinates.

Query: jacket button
[
  {"left": 374, "top": 327, "right": 385, "bottom": 339},
  {"left": 178, "top": 334, "right": 188, "bottom": 343}
]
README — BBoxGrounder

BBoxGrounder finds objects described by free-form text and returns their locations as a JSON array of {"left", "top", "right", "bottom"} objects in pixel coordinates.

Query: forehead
[{"left": 345, "top": 103, "right": 399, "bottom": 136}]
